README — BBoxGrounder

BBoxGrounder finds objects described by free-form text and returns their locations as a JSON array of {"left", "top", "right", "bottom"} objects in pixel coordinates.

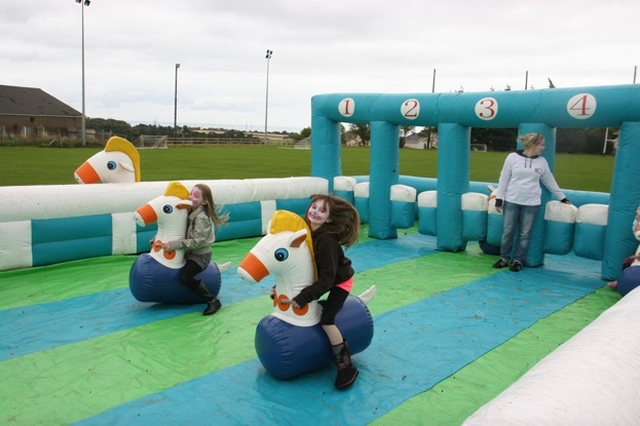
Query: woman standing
[{"left": 493, "top": 133, "right": 571, "bottom": 272}]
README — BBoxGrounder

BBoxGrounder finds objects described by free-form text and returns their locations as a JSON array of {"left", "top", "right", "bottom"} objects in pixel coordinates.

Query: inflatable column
[
  {"left": 602, "top": 121, "right": 640, "bottom": 280},
  {"left": 436, "top": 123, "right": 470, "bottom": 252},
  {"left": 310, "top": 115, "right": 341, "bottom": 193},
  {"left": 369, "top": 120, "right": 400, "bottom": 239}
]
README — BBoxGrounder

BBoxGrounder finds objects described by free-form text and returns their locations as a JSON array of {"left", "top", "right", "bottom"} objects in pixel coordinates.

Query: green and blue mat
[{"left": 0, "top": 226, "right": 620, "bottom": 425}]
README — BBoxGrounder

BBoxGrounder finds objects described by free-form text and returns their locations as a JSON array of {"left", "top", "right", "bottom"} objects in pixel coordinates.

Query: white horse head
[
  {"left": 237, "top": 210, "right": 321, "bottom": 327},
  {"left": 134, "top": 181, "right": 192, "bottom": 269},
  {"left": 74, "top": 136, "right": 141, "bottom": 184}
]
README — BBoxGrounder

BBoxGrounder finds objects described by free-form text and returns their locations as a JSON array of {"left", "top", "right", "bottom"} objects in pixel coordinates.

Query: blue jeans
[{"left": 499, "top": 202, "right": 540, "bottom": 264}]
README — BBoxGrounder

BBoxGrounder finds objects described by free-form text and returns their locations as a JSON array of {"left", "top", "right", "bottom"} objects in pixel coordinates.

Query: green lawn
[{"left": 0, "top": 145, "right": 615, "bottom": 192}]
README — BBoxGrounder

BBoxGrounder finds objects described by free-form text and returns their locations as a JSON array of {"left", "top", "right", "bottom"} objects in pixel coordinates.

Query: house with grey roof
[
  {"left": 0, "top": 85, "right": 82, "bottom": 138},
  {"left": 404, "top": 132, "right": 438, "bottom": 149}
]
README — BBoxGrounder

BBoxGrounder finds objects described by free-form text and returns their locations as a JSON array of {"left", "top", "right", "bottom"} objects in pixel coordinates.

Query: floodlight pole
[
  {"left": 426, "top": 68, "right": 436, "bottom": 149},
  {"left": 76, "top": 0, "right": 90, "bottom": 145},
  {"left": 431, "top": 68, "right": 436, "bottom": 93},
  {"left": 264, "top": 49, "right": 273, "bottom": 144},
  {"left": 174, "top": 63, "right": 180, "bottom": 139}
]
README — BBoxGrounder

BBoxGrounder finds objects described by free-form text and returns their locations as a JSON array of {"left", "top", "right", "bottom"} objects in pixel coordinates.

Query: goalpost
[
  {"left": 132, "top": 135, "right": 168, "bottom": 149},
  {"left": 601, "top": 127, "right": 618, "bottom": 155}
]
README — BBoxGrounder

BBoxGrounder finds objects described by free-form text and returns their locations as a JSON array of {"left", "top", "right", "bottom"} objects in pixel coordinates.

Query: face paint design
[
  {"left": 307, "top": 199, "right": 330, "bottom": 230},
  {"left": 189, "top": 187, "right": 204, "bottom": 208}
]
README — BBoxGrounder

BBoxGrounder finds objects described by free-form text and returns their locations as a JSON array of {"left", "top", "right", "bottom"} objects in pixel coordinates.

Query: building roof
[{"left": 0, "top": 85, "right": 81, "bottom": 118}]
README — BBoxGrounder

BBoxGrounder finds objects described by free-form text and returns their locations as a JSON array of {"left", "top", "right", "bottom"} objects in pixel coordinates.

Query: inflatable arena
[{"left": 1, "top": 84, "right": 640, "bottom": 425}]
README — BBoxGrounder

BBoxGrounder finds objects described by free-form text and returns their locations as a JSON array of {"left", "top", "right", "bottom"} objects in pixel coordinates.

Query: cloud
[{"left": 2, "top": 0, "right": 639, "bottom": 131}]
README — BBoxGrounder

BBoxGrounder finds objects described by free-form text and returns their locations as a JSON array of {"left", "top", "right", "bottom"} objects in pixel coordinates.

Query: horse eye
[
  {"left": 274, "top": 248, "right": 289, "bottom": 262},
  {"left": 162, "top": 205, "right": 174, "bottom": 214},
  {"left": 107, "top": 161, "right": 117, "bottom": 170}
]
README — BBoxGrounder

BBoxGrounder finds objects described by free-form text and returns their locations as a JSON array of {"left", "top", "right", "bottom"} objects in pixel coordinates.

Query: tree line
[
  {"left": 86, "top": 118, "right": 310, "bottom": 142},
  {"left": 86, "top": 117, "right": 615, "bottom": 155}
]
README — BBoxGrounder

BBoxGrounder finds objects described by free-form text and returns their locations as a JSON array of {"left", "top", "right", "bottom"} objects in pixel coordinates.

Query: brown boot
[
  {"left": 331, "top": 340, "right": 358, "bottom": 389},
  {"left": 193, "top": 281, "right": 221, "bottom": 316}
]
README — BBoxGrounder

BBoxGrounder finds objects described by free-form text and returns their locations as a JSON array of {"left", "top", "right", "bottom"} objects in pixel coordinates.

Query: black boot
[
  {"left": 331, "top": 340, "right": 358, "bottom": 389},
  {"left": 193, "top": 281, "right": 221, "bottom": 316}
]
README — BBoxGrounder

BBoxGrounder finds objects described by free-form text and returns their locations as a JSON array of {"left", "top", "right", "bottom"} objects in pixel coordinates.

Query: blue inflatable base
[
  {"left": 255, "top": 295, "right": 374, "bottom": 380},
  {"left": 129, "top": 253, "right": 221, "bottom": 303},
  {"left": 479, "top": 239, "right": 501, "bottom": 256},
  {"left": 617, "top": 265, "right": 640, "bottom": 297}
]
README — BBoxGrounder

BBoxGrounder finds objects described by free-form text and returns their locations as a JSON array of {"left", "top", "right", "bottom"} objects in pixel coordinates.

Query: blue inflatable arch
[{"left": 310, "top": 84, "right": 640, "bottom": 280}]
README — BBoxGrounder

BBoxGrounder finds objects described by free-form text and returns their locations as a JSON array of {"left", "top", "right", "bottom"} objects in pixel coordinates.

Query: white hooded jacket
[{"left": 495, "top": 150, "right": 566, "bottom": 206}]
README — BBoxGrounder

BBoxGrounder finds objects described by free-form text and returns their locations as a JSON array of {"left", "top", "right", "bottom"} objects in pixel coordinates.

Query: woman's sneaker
[
  {"left": 509, "top": 261, "right": 523, "bottom": 272},
  {"left": 493, "top": 259, "right": 509, "bottom": 269}
]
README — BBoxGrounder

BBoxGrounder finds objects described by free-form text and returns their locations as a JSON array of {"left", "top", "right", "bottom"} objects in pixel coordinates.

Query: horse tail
[{"left": 357, "top": 285, "right": 377, "bottom": 305}]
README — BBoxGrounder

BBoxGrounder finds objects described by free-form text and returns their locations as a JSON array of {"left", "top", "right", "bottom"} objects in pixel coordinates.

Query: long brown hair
[
  {"left": 305, "top": 194, "right": 360, "bottom": 248},
  {"left": 193, "top": 183, "right": 228, "bottom": 229}
]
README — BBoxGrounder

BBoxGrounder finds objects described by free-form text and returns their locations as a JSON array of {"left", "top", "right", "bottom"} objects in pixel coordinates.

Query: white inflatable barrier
[
  {"left": 354, "top": 182, "right": 370, "bottom": 224},
  {"left": 390, "top": 184, "right": 417, "bottom": 229},
  {"left": 463, "top": 286, "right": 640, "bottom": 426},
  {"left": 417, "top": 190, "right": 437, "bottom": 236},
  {"left": 355, "top": 182, "right": 417, "bottom": 228},
  {"left": 0, "top": 178, "right": 326, "bottom": 223},
  {"left": 0, "top": 177, "right": 328, "bottom": 272},
  {"left": 333, "top": 176, "right": 357, "bottom": 204},
  {"left": 543, "top": 201, "right": 578, "bottom": 255},
  {"left": 461, "top": 192, "right": 489, "bottom": 242},
  {"left": 471, "top": 196, "right": 609, "bottom": 263},
  {"left": 486, "top": 195, "right": 503, "bottom": 248},
  {"left": 573, "top": 204, "right": 609, "bottom": 261}
]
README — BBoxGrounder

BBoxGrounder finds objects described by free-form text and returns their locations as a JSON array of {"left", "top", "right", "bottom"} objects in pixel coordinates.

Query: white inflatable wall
[
  {"left": 463, "top": 287, "right": 640, "bottom": 425},
  {"left": 0, "top": 177, "right": 328, "bottom": 271}
]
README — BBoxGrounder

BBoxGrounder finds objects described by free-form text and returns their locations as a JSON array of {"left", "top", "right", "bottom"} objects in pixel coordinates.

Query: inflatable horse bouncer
[
  {"left": 237, "top": 210, "right": 376, "bottom": 380},
  {"left": 129, "top": 181, "right": 228, "bottom": 304},
  {"left": 74, "top": 136, "right": 141, "bottom": 184}
]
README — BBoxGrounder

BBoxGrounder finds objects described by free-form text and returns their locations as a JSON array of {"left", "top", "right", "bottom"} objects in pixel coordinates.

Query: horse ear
[
  {"left": 120, "top": 161, "right": 135, "bottom": 173},
  {"left": 290, "top": 229, "right": 308, "bottom": 248}
]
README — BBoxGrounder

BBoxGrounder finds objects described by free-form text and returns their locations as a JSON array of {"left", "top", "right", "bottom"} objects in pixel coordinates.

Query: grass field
[{"left": 0, "top": 145, "right": 615, "bottom": 192}]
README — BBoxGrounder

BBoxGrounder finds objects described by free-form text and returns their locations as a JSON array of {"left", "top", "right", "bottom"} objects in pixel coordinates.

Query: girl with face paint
[
  {"left": 159, "top": 183, "right": 228, "bottom": 315},
  {"left": 291, "top": 194, "right": 361, "bottom": 389}
]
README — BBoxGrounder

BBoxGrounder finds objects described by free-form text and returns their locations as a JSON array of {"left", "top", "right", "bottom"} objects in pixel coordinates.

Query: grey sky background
[{"left": 2, "top": 0, "right": 638, "bottom": 132}]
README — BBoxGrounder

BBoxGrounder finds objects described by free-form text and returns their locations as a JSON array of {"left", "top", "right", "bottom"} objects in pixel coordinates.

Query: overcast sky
[{"left": 2, "top": 0, "right": 638, "bottom": 132}]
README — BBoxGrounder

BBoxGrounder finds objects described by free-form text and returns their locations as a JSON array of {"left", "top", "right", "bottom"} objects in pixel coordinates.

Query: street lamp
[
  {"left": 174, "top": 63, "right": 180, "bottom": 139},
  {"left": 264, "top": 49, "right": 273, "bottom": 144},
  {"left": 75, "top": 0, "right": 90, "bottom": 146}
]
